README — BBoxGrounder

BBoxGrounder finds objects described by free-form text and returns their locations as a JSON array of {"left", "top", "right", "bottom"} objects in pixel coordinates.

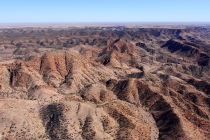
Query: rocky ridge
[{"left": 0, "top": 26, "right": 210, "bottom": 139}]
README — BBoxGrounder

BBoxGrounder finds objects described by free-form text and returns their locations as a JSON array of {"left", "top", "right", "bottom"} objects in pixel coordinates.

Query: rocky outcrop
[
  {"left": 136, "top": 42, "right": 155, "bottom": 54},
  {"left": 161, "top": 40, "right": 200, "bottom": 57},
  {"left": 105, "top": 38, "right": 135, "bottom": 55}
]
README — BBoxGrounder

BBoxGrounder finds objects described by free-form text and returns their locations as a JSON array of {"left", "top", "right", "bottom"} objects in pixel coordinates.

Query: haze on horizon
[{"left": 1, "top": 0, "right": 210, "bottom": 24}]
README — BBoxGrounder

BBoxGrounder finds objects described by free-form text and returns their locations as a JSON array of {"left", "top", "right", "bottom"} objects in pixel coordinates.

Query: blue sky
[{"left": 0, "top": 0, "right": 210, "bottom": 23}]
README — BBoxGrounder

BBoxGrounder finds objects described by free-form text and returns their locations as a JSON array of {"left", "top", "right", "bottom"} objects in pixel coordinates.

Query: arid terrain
[{"left": 0, "top": 25, "right": 210, "bottom": 140}]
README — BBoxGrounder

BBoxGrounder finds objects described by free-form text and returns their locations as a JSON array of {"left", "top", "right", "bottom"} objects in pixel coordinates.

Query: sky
[{"left": 0, "top": 0, "right": 210, "bottom": 23}]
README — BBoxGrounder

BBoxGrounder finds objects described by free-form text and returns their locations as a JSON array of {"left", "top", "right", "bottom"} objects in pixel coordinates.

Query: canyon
[{"left": 0, "top": 25, "right": 210, "bottom": 139}]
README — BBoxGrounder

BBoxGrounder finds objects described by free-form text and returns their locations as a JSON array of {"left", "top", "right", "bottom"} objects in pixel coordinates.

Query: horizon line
[
  {"left": 1, "top": 21, "right": 210, "bottom": 23},
  {"left": 1, "top": 22, "right": 210, "bottom": 28}
]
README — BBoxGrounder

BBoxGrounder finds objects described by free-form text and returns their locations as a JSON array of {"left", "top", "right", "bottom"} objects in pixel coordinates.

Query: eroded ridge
[{"left": 0, "top": 26, "right": 210, "bottom": 139}]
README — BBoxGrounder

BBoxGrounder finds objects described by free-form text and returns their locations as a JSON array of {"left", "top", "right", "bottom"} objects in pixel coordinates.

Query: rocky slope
[{"left": 0, "top": 26, "right": 210, "bottom": 140}]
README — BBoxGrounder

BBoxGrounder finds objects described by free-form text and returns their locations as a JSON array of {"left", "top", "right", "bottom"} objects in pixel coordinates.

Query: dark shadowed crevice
[
  {"left": 81, "top": 116, "right": 96, "bottom": 140},
  {"left": 40, "top": 103, "right": 70, "bottom": 140}
]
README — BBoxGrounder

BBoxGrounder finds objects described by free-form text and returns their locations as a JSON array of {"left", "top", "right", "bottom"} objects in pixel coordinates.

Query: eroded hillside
[{"left": 0, "top": 26, "right": 210, "bottom": 140}]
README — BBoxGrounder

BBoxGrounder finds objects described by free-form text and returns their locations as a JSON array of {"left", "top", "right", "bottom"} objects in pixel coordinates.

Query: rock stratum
[{"left": 0, "top": 26, "right": 210, "bottom": 140}]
